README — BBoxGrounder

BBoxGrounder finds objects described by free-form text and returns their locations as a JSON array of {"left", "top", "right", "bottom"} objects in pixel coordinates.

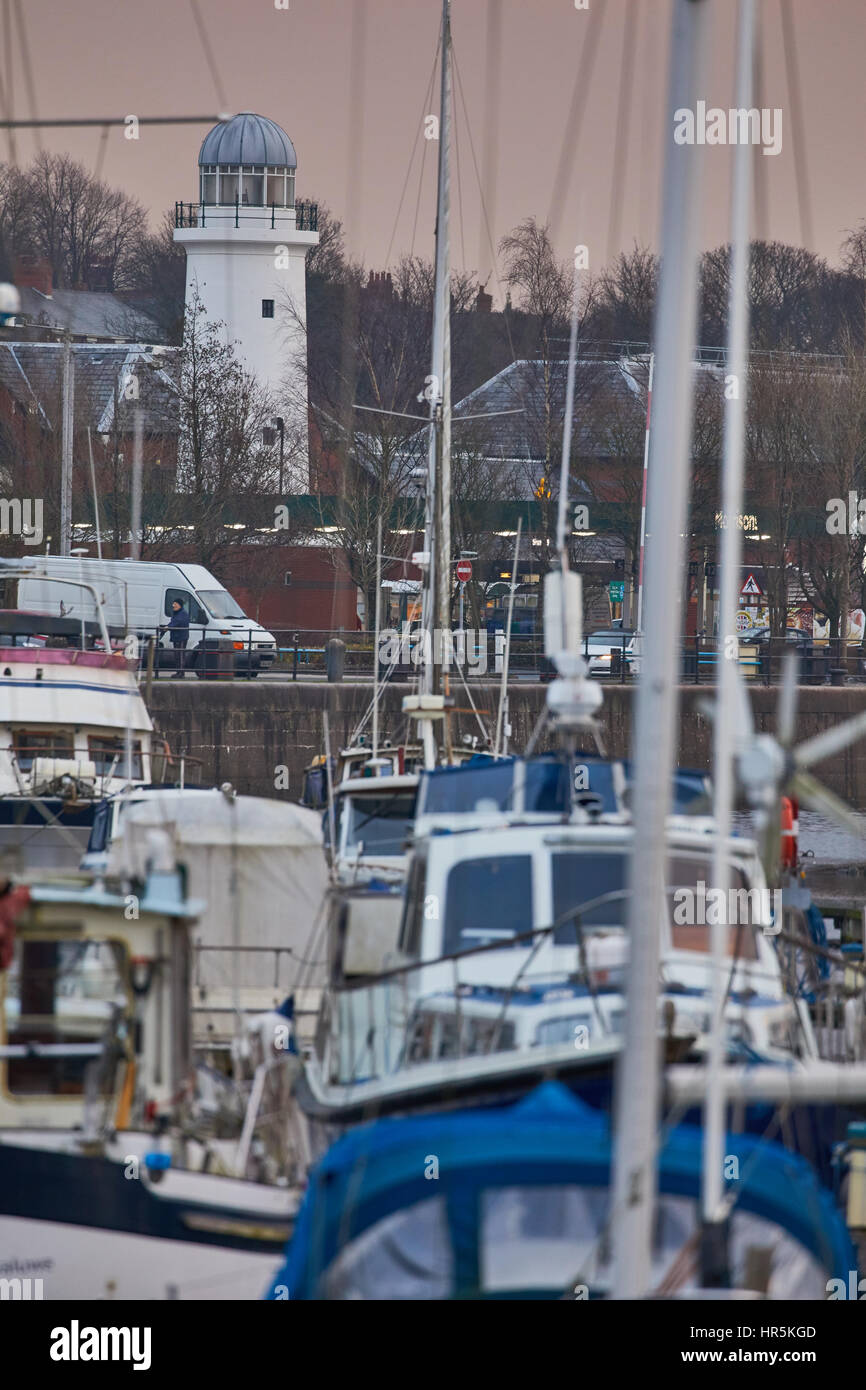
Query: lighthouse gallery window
[{"left": 200, "top": 165, "right": 217, "bottom": 203}]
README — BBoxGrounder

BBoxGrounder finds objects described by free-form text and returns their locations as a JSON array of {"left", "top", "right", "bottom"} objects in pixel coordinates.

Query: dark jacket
[{"left": 167, "top": 607, "right": 190, "bottom": 646}]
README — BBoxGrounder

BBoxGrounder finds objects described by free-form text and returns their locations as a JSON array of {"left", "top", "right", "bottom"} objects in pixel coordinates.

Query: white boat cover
[{"left": 108, "top": 791, "right": 328, "bottom": 1001}]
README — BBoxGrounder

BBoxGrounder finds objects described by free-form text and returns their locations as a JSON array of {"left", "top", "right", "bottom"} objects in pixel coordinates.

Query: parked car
[
  {"left": 583, "top": 627, "right": 636, "bottom": 676},
  {"left": 537, "top": 627, "right": 636, "bottom": 681},
  {"left": 740, "top": 626, "right": 812, "bottom": 649}
]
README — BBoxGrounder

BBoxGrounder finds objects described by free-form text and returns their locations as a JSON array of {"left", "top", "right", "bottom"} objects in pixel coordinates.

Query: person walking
[{"left": 166, "top": 598, "right": 190, "bottom": 678}]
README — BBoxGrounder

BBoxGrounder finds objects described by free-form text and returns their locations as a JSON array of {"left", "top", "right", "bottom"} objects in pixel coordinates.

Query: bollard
[{"left": 326, "top": 636, "right": 346, "bottom": 683}]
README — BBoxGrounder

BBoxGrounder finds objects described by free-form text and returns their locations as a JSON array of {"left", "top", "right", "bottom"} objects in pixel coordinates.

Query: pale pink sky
[{"left": 5, "top": 0, "right": 866, "bottom": 301}]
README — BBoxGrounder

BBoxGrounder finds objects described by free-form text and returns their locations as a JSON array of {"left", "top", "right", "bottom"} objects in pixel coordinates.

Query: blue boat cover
[{"left": 266, "top": 1081, "right": 853, "bottom": 1300}]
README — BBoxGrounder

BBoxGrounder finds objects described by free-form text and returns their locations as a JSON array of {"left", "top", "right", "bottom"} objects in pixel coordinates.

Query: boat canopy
[
  {"left": 267, "top": 1081, "right": 854, "bottom": 1300},
  {"left": 416, "top": 754, "right": 708, "bottom": 820}
]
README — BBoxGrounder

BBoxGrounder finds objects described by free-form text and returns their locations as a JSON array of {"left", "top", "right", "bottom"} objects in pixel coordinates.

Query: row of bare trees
[{"left": 0, "top": 154, "right": 187, "bottom": 340}]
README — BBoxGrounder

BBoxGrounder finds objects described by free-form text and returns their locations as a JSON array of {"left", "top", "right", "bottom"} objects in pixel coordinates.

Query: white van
[{"left": 14, "top": 558, "right": 277, "bottom": 675}]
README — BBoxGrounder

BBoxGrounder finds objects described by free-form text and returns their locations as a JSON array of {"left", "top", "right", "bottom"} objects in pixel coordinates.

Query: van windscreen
[{"left": 197, "top": 590, "right": 246, "bottom": 619}]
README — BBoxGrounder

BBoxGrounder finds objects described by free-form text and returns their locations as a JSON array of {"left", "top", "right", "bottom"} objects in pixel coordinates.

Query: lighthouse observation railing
[{"left": 174, "top": 200, "right": 318, "bottom": 231}]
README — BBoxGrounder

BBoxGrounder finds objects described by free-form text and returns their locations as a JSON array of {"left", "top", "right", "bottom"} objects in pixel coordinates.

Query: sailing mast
[
  {"left": 703, "top": 0, "right": 756, "bottom": 1286},
  {"left": 610, "top": 0, "right": 712, "bottom": 1300},
  {"left": 415, "top": 0, "right": 452, "bottom": 767}
]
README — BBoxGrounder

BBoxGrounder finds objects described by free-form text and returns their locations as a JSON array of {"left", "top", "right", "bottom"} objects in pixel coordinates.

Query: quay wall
[{"left": 146, "top": 682, "right": 866, "bottom": 810}]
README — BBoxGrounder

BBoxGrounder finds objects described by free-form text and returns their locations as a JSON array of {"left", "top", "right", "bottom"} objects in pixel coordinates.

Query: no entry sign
[{"left": 456, "top": 559, "right": 473, "bottom": 582}]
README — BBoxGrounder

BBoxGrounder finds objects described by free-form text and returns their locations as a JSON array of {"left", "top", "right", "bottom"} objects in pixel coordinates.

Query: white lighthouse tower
[{"left": 174, "top": 112, "right": 319, "bottom": 488}]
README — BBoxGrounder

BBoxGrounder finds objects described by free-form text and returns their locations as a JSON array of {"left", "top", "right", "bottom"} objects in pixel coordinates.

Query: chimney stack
[{"left": 15, "top": 256, "right": 53, "bottom": 297}]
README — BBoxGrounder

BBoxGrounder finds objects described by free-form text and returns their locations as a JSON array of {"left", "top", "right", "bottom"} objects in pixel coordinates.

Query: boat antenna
[
  {"left": 87, "top": 426, "right": 104, "bottom": 561},
  {"left": 433, "top": 0, "right": 453, "bottom": 724},
  {"left": 538, "top": 226, "right": 602, "bottom": 750},
  {"left": 322, "top": 710, "right": 337, "bottom": 884},
  {"left": 494, "top": 517, "right": 522, "bottom": 758},
  {"left": 556, "top": 249, "right": 580, "bottom": 585},
  {"left": 372, "top": 515, "right": 382, "bottom": 760}
]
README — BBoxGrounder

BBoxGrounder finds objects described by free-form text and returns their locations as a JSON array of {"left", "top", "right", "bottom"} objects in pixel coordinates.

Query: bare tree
[
  {"left": 794, "top": 342, "right": 866, "bottom": 645},
  {"left": 174, "top": 288, "right": 280, "bottom": 568},
  {"left": 1, "top": 153, "right": 148, "bottom": 290}
]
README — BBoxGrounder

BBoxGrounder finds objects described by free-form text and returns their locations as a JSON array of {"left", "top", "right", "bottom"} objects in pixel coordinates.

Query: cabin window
[
  {"left": 552, "top": 852, "right": 628, "bottom": 944},
  {"left": 442, "top": 855, "right": 532, "bottom": 955},
  {"left": 321, "top": 1198, "right": 453, "bottom": 1300},
  {"left": 406, "top": 1008, "right": 515, "bottom": 1063},
  {"left": 421, "top": 761, "right": 515, "bottom": 816},
  {"left": 344, "top": 792, "right": 416, "bottom": 859},
  {"left": 551, "top": 850, "right": 760, "bottom": 960},
  {"left": 2, "top": 937, "right": 130, "bottom": 1097},
  {"left": 399, "top": 851, "right": 428, "bottom": 957},
  {"left": 666, "top": 855, "right": 760, "bottom": 960},
  {"left": 11, "top": 729, "right": 74, "bottom": 773},
  {"left": 88, "top": 736, "right": 143, "bottom": 781}
]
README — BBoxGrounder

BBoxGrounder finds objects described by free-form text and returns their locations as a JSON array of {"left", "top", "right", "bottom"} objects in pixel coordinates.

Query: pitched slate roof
[
  {"left": 0, "top": 342, "right": 179, "bottom": 434},
  {"left": 15, "top": 287, "right": 164, "bottom": 343},
  {"left": 452, "top": 356, "right": 650, "bottom": 464}
]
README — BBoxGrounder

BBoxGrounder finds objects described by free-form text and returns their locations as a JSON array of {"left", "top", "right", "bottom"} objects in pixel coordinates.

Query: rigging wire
[
  {"left": 779, "top": 0, "right": 814, "bottom": 251},
  {"left": 606, "top": 0, "right": 638, "bottom": 268},
  {"left": 94, "top": 122, "right": 110, "bottom": 184},
  {"left": 547, "top": 0, "right": 607, "bottom": 245},
  {"left": 12, "top": 0, "right": 40, "bottom": 155},
  {"left": 187, "top": 0, "right": 230, "bottom": 114},
  {"left": 477, "top": 0, "right": 502, "bottom": 286},
  {"left": 409, "top": 101, "right": 433, "bottom": 262},
  {"left": 384, "top": 37, "right": 440, "bottom": 270},
  {"left": 752, "top": 4, "right": 768, "bottom": 243},
  {"left": 451, "top": 46, "right": 516, "bottom": 361},
  {"left": 637, "top": 0, "right": 654, "bottom": 247},
  {"left": 2, "top": 0, "right": 15, "bottom": 163},
  {"left": 330, "top": 0, "right": 369, "bottom": 633},
  {"left": 452, "top": 64, "right": 467, "bottom": 274}
]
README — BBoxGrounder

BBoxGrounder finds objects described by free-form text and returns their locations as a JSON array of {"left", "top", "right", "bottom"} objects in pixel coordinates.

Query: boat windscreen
[
  {"left": 443, "top": 855, "right": 532, "bottom": 954},
  {"left": 551, "top": 851, "right": 760, "bottom": 959},
  {"left": 345, "top": 792, "right": 417, "bottom": 857},
  {"left": 421, "top": 761, "right": 517, "bottom": 815}
]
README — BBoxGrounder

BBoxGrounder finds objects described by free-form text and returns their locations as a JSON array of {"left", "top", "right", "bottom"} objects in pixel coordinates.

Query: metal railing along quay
[{"left": 127, "top": 627, "right": 866, "bottom": 685}]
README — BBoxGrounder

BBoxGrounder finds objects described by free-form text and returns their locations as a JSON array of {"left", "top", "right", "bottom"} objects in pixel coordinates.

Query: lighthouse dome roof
[{"left": 198, "top": 113, "right": 297, "bottom": 168}]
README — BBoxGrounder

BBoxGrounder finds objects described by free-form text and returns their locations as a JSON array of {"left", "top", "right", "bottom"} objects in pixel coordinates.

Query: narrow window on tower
[{"left": 262, "top": 299, "right": 275, "bottom": 318}]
